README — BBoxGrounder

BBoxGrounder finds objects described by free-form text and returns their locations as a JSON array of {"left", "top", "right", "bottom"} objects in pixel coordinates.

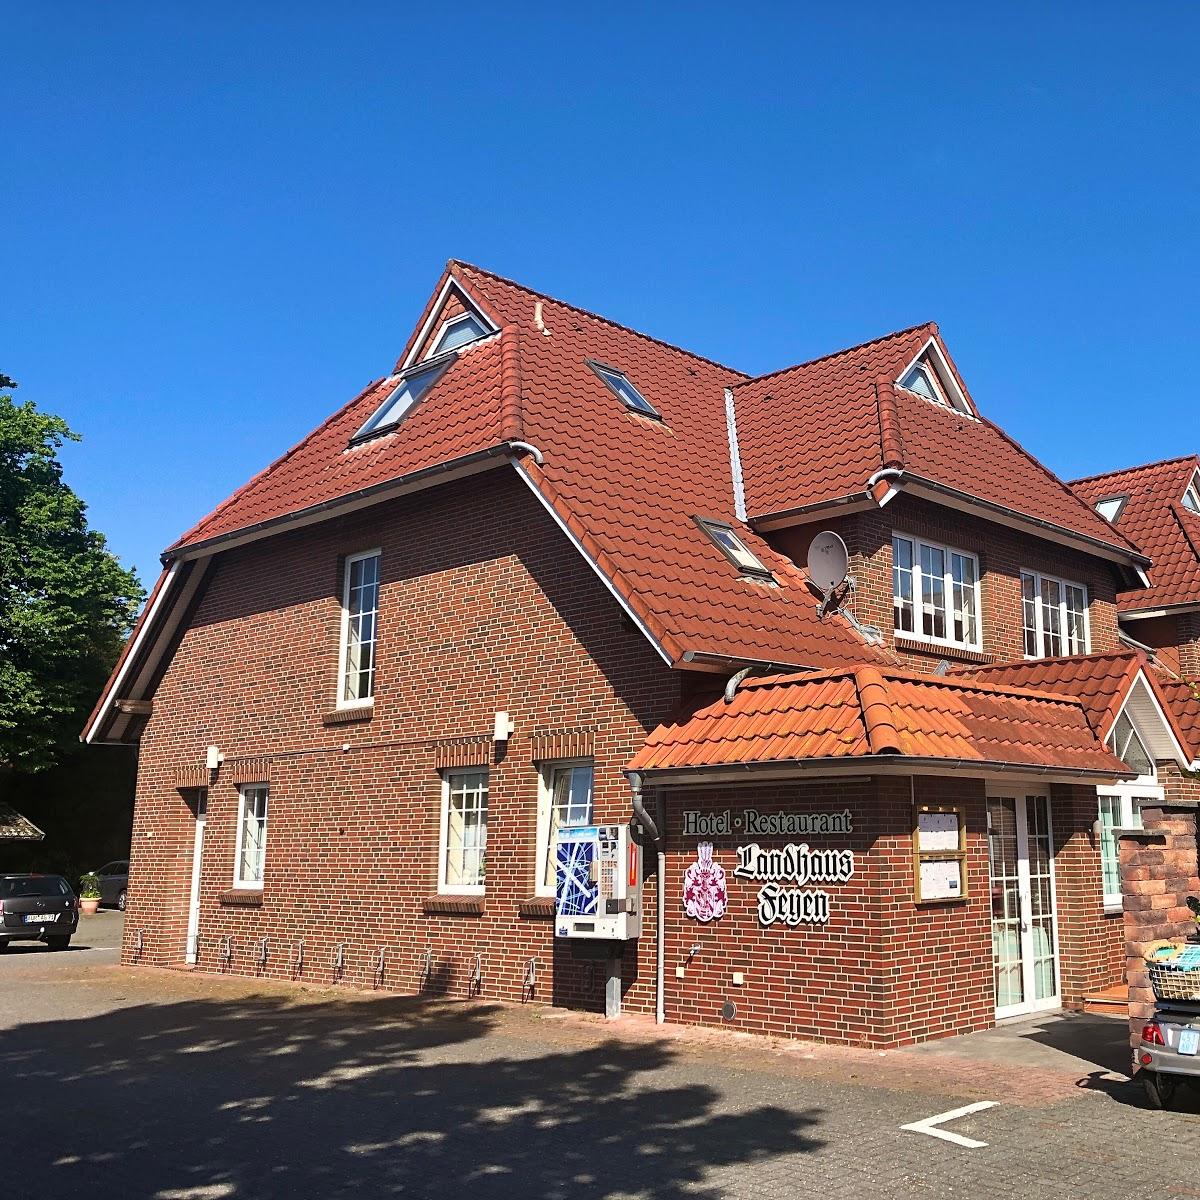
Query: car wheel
[
  {"left": 46, "top": 936, "right": 71, "bottom": 951},
  {"left": 117, "top": 889, "right": 127, "bottom": 912},
  {"left": 1143, "top": 1070, "right": 1179, "bottom": 1110}
]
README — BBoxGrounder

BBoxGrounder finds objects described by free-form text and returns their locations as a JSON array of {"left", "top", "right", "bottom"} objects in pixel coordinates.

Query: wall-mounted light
[
  {"left": 205, "top": 744, "right": 224, "bottom": 771},
  {"left": 493, "top": 711, "right": 514, "bottom": 742}
]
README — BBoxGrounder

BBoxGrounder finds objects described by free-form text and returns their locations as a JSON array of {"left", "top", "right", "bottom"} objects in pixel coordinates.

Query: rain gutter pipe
[{"left": 626, "top": 769, "right": 665, "bottom": 1024}]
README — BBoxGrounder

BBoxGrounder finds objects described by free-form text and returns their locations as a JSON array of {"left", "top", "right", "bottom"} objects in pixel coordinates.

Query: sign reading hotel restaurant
[
  {"left": 679, "top": 809, "right": 856, "bottom": 927},
  {"left": 680, "top": 809, "right": 853, "bottom": 837}
]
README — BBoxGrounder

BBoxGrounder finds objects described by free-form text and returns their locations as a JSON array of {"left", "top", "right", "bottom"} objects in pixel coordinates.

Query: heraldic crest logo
[{"left": 683, "top": 841, "right": 727, "bottom": 922}]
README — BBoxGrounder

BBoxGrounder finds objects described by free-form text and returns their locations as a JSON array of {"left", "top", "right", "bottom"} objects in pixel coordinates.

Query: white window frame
[
  {"left": 892, "top": 533, "right": 982, "bottom": 651},
  {"left": 438, "top": 769, "right": 489, "bottom": 896},
  {"left": 1021, "top": 569, "right": 1090, "bottom": 659},
  {"left": 426, "top": 311, "right": 490, "bottom": 358},
  {"left": 336, "top": 549, "right": 381, "bottom": 708},
  {"left": 1097, "top": 782, "right": 1158, "bottom": 911},
  {"left": 1094, "top": 495, "right": 1128, "bottom": 524},
  {"left": 534, "top": 759, "right": 595, "bottom": 898},
  {"left": 1182, "top": 472, "right": 1200, "bottom": 513},
  {"left": 232, "top": 784, "right": 268, "bottom": 890}
]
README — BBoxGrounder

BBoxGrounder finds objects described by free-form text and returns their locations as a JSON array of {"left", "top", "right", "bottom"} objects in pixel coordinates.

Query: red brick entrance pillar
[{"left": 1120, "top": 806, "right": 1200, "bottom": 1048}]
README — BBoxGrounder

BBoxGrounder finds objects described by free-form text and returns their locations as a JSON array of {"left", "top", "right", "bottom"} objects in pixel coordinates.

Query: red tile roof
[
  {"left": 627, "top": 665, "right": 1130, "bottom": 777},
  {"left": 1153, "top": 672, "right": 1200, "bottom": 761},
  {"left": 952, "top": 648, "right": 1197, "bottom": 763},
  {"left": 733, "top": 329, "right": 1142, "bottom": 560},
  {"left": 1070, "top": 455, "right": 1200, "bottom": 612}
]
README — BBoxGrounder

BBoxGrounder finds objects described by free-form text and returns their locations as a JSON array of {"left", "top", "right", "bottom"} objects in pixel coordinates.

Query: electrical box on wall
[{"left": 554, "top": 823, "right": 642, "bottom": 940}]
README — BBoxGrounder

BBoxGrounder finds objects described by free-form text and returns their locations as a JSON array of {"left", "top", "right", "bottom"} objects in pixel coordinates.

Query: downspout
[{"left": 626, "top": 769, "right": 665, "bottom": 1024}]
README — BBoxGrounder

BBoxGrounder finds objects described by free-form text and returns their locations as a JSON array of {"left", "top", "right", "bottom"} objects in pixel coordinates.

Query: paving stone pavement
[{"left": 2, "top": 941, "right": 1198, "bottom": 1199}]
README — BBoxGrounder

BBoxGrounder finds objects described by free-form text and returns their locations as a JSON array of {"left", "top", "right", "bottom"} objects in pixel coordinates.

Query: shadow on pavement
[{"left": 5, "top": 991, "right": 824, "bottom": 1198}]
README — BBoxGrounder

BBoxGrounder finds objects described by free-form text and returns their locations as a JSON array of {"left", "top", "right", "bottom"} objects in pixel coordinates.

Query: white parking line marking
[{"left": 900, "top": 1101, "right": 998, "bottom": 1149}]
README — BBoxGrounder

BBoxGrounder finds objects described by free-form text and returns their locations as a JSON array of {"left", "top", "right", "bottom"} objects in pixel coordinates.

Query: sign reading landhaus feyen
[{"left": 679, "top": 810, "right": 856, "bottom": 927}]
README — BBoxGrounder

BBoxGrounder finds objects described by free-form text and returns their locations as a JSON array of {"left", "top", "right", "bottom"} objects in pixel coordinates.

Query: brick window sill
[
  {"left": 422, "top": 895, "right": 484, "bottom": 916},
  {"left": 519, "top": 896, "right": 555, "bottom": 919},
  {"left": 323, "top": 703, "right": 374, "bottom": 726},
  {"left": 895, "top": 636, "right": 994, "bottom": 665},
  {"left": 219, "top": 889, "right": 263, "bottom": 908}
]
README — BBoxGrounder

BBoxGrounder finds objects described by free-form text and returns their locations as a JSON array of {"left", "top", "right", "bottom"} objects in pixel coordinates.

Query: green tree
[{"left": 0, "top": 374, "right": 143, "bottom": 769}]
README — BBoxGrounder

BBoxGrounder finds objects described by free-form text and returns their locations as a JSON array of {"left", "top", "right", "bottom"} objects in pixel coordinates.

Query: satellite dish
[{"left": 807, "top": 531, "right": 849, "bottom": 594}]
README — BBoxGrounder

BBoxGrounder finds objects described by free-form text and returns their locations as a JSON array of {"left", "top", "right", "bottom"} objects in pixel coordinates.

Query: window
[
  {"left": 234, "top": 785, "right": 268, "bottom": 889},
  {"left": 338, "top": 551, "right": 380, "bottom": 706},
  {"left": 899, "top": 362, "right": 948, "bottom": 406},
  {"left": 1111, "top": 711, "right": 1154, "bottom": 776},
  {"left": 1094, "top": 495, "right": 1127, "bottom": 523},
  {"left": 1021, "top": 571, "right": 1089, "bottom": 658},
  {"left": 1183, "top": 473, "right": 1200, "bottom": 514},
  {"left": 696, "top": 518, "right": 773, "bottom": 579},
  {"left": 1098, "top": 711, "right": 1159, "bottom": 909},
  {"left": 536, "top": 761, "right": 595, "bottom": 896},
  {"left": 439, "top": 770, "right": 488, "bottom": 894},
  {"left": 587, "top": 361, "right": 660, "bottom": 418},
  {"left": 892, "top": 534, "right": 980, "bottom": 649},
  {"left": 352, "top": 360, "right": 450, "bottom": 442},
  {"left": 428, "top": 312, "right": 489, "bottom": 356}
]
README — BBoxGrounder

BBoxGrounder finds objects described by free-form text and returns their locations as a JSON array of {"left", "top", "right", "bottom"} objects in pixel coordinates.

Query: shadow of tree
[{"left": 6, "top": 991, "right": 823, "bottom": 1197}]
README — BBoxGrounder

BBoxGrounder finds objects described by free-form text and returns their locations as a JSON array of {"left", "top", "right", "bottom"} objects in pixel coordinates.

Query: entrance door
[
  {"left": 184, "top": 790, "right": 207, "bottom": 964},
  {"left": 987, "top": 793, "right": 1060, "bottom": 1018}
]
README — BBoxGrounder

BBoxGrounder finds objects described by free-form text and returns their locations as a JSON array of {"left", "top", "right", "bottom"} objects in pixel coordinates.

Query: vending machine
[{"left": 554, "top": 823, "right": 642, "bottom": 940}]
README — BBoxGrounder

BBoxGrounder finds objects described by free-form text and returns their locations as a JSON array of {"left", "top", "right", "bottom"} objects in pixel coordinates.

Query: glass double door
[{"left": 987, "top": 793, "right": 1060, "bottom": 1018}]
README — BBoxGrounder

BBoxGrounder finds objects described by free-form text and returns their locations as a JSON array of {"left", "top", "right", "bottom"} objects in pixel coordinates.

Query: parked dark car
[
  {"left": 0, "top": 875, "right": 79, "bottom": 950},
  {"left": 86, "top": 860, "right": 129, "bottom": 910}
]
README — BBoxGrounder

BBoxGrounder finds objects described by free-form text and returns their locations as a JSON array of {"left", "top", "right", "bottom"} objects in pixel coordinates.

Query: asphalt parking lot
[{"left": 3, "top": 919, "right": 1199, "bottom": 1200}]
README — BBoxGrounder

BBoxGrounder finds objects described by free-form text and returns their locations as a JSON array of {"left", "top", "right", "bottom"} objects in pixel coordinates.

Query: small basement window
[
  {"left": 587, "top": 361, "right": 660, "bottom": 418},
  {"left": 352, "top": 360, "right": 451, "bottom": 442},
  {"left": 1094, "top": 495, "right": 1128, "bottom": 523},
  {"left": 428, "top": 311, "right": 490, "bottom": 357},
  {"left": 695, "top": 518, "right": 773, "bottom": 579}
]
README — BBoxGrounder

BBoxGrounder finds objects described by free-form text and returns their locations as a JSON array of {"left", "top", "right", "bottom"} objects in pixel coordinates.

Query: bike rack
[
  {"left": 332, "top": 942, "right": 346, "bottom": 979},
  {"left": 418, "top": 946, "right": 432, "bottom": 990},
  {"left": 220, "top": 935, "right": 233, "bottom": 968},
  {"left": 373, "top": 946, "right": 386, "bottom": 988},
  {"left": 291, "top": 939, "right": 304, "bottom": 976},
  {"left": 257, "top": 938, "right": 268, "bottom": 969},
  {"left": 133, "top": 928, "right": 145, "bottom": 957},
  {"left": 470, "top": 950, "right": 483, "bottom": 996},
  {"left": 522, "top": 956, "right": 538, "bottom": 1000}
]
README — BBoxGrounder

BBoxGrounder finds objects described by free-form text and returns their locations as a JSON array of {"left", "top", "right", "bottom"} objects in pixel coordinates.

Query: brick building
[{"left": 86, "top": 262, "right": 1200, "bottom": 1047}]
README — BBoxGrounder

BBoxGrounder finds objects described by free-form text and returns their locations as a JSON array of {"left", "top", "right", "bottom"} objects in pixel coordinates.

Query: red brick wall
[
  {"left": 124, "top": 469, "right": 678, "bottom": 1012},
  {"left": 772, "top": 496, "right": 1122, "bottom": 674},
  {"left": 660, "top": 775, "right": 993, "bottom": 1048}
]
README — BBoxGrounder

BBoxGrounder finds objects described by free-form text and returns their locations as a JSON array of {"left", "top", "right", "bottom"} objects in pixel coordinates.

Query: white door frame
[
  {"left": 184, "top": 790, "right": 207, "bottom": 964},
  {"left": 987, "top": 789, "right": 1062, "bottom": 1020}
]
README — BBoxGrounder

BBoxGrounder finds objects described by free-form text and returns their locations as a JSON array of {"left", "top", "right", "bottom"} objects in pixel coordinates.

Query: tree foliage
[{"left": 0, "top": 375, "right": 143, "bottom": 769}]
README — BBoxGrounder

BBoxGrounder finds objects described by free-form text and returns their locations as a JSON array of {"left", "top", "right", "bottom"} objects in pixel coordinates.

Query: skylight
[
  {"left": 588, "top": 361, "right": 660, "bottom": 418},
  {"left": 352, "top": 361, "right": 450, "bottom": 442},
  {"left": 1182, "top": 473, "right": 1200, "bottom": 513},
  {"left": 899, "top": 362, "right": 947, "bottom": 406},
  {"left": 1094, "top": 495, "right": 1127, "bottom": 523},
  {"left": 695, "top": 517, "right": 773, "bottom": 579},
  {"left": 428, "top": 312, "right": 489, "bottom": 357}
]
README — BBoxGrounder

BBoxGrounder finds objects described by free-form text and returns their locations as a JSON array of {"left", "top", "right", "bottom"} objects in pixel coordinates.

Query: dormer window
[
  {"left": 899, "top": 362, "right": 946, "bottom": 405},
  {"left": 1110, "top": 710, "right": 1153, "bottom": 777},
  {"left": 1182, "top": 474, "right": 1200, "bottom": 513},
  {"left": 352, "top": 360, "right": 450, "bottom": 443},
  {"left": 588, "top": 361, "right": 660, "bottom": 418},
  {"left": 428, "top": 312, "right": 489, "bottom": 357},
  {"left": 695, "top": 518, "right": 773, "bottom": 580},
  {"left": 1094, "top": 495, "right": 1128, "bottom": 523}
]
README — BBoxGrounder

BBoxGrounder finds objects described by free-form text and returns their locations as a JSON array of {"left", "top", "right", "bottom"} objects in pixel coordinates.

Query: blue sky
[{"left": 5, "top": 4, "right": 1198, "bottom": 587}]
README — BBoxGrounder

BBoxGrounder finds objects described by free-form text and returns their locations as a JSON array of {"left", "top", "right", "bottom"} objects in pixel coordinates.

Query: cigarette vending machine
[{"left": 554, "top": 823, "right": 642, "bottom": 940}]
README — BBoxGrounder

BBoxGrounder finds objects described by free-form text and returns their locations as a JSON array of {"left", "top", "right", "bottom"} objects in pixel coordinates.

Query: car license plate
[
  {"left": 1178, "top": 1029, "right": 1199, "bottom": 1056},
  {"left": 23, "top": 912, "right": 57, "bottom": 924}
]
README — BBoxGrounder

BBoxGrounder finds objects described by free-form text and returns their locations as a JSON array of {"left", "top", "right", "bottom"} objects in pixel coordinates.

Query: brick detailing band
[
  {"left": 529, "top": 727, "right": 596, "bottom": 762},
  {"left": 229, "top": 757, "right": 273, "bottom": 784},
  {"left": 173, "top": 763, "right": 209, "bottom": 789},
  {"left": 433, "top": 737, "right": 493, "bottom": 769}
]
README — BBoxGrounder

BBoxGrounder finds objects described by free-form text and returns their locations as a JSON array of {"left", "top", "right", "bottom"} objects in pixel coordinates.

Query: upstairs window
[
  {"left": 428, "top": 311, "right": 489, "bottom": 356},
  {"left": 1183, "top": 474, "right": 1200, "bottom": 513},
  {"left": 696, "top": 518, "right": 773, "bottom": 580},
  {"left": 1094, "top": 495, "right": 1128, "bottom": 523},
  {"left": 536, "top": 760, "right": 594, "bottom": 897},
  {"left": 352, "top": 361, "right": 450, "bottom": 442},
  {"left": 587, "top": 361, "right": 660, "bottom": 418},
  {"left": 892, "top": 534, "right": 980, "bottom": 650},
  {"left": 338, "top": 551, "right": 380, "bottom": 705},
  {"left": 1110, "top": 710, "right": 1154, "bottom": 777},
  {"left": 899, "top": 362, "right": 947, "bottom": 406},
  {"left": 1021, "top": 570, "right": 1088, "bottom": 658}
]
